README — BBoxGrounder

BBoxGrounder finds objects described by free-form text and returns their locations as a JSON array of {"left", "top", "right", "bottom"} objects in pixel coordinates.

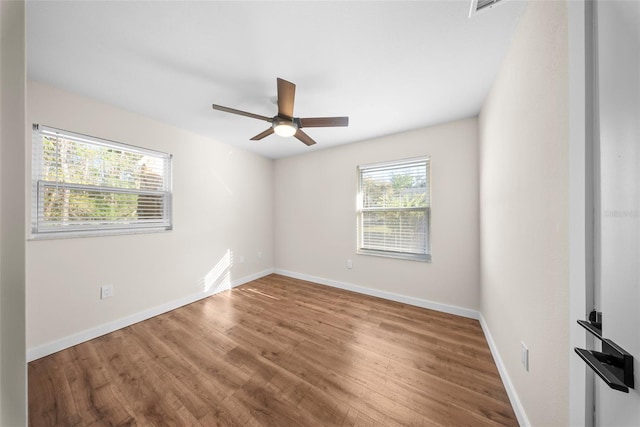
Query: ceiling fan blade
[
  {"left": 250, "top": 128, "right": 275, "bottom": 141},
  {"left": 294, "top": 129, "right": 317, "bottom": 146},
  {"left": 212, "top": 104, "right": 272, "bottom": 122},
  {"left": 277, "top": 78, "right": 296, "bottom": 118},
  {"left": 299, "top": 117, "right": 349, "bottom": 128}
]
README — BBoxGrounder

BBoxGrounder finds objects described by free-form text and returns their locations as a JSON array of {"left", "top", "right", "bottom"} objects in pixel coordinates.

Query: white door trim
[{"left": 569, "top": 0, "right": 590, "bottom": 426}]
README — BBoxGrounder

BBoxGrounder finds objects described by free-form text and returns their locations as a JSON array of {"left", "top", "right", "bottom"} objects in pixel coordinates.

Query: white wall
[
  {"left": 479, "top": 1, "right": 569, "bottom": 426},
  {"left": 0, "top": 0, "right": 27, "bottom": 424},
  {"left": 26, "top": 81, "right": 274, "bottom": 357},
  {"left": 274, "top": 118, "right": 480, "bottom": 314}
]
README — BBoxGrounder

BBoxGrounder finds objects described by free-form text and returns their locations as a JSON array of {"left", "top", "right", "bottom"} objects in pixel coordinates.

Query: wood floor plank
[{"left": 29, "top": 274, "right": 518, "bottom": 426}]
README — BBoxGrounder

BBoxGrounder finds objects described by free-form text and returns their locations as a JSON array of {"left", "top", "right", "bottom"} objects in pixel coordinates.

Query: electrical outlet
[
  {"left": 239, "top": 255, "right": 245, "bottom": 263},
  {"left": 257, "top": 251, "right": 262, "bottom": 260},
  {"left": 346, "top": 259, "right": 353, "bottom": 269},
  {"left": 521, "top": 342, "right": 529, "bottom": 371},
  {"left": 100, "top": 284, "right": 114, "bottom": 299}
]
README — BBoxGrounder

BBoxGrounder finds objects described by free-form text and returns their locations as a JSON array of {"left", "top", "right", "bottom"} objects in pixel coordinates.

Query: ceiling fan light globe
[{"left": 273, "top": 121, "right": 298, "bottom": 137}]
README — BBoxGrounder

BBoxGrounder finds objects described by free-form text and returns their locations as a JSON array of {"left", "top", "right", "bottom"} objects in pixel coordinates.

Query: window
[
  {"left": 31, "top": 124, "right": 172, "bottom": 237},
  {"left": 357, "top": 157, "right": 430, "bottom": 261}
]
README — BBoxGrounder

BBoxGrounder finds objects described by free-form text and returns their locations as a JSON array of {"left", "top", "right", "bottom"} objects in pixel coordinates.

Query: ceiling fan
[{"left": 212, "top": 78, "right": 349, "bottom": 146}]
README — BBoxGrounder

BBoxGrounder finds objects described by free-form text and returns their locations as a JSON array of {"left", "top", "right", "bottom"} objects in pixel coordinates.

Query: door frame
[{"left": 569, "top": 0, "right": 593, "bottom": 425}]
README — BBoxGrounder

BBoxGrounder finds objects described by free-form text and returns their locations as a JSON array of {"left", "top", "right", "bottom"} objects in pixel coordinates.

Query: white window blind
[
  {"left": 31, "top": 124, "right": 172, "bottom": 237},
  {"left": 357, "top": 157, "right": 430, "bottom": 261}
]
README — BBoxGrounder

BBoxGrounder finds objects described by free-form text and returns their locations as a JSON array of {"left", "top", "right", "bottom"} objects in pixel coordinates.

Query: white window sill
[
  {"left": 29, "top": 227, "right": 171, "bottom": 241},
  {"left": 357, "top": 249, "right": 431, "bottom": 263}
]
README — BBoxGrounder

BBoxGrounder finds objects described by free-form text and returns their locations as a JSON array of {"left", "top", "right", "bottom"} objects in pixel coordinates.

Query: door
[{"left": 594, "top": 0, "right": 640, "bottom": 425}]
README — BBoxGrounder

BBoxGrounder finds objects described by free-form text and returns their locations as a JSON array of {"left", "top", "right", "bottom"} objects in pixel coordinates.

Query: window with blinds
[
  {"left": 357, "top": 157, "right": 431, "bottom": 262},
  {"left": 31, "top": 124, "right": 172, "bottom": 237}
]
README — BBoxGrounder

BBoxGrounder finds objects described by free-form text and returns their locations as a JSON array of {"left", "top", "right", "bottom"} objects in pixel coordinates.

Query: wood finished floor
[{"left": 29, "top": 274, "right": 517, "bottom": 426}]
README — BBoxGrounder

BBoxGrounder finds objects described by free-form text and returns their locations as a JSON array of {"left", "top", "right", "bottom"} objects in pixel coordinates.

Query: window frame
[
  {"left": 30, "top": 124, "right": 173, "bottom": 239},
  {"left": 356, "top": 156, "right": 431, "bottom": 262}
]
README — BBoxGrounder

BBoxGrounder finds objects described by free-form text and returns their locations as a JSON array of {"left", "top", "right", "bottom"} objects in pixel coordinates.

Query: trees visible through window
[
  {"left": 31, "top": 125, "right": 172, "bottom": 237},
  {"left": 357, "top": 157, "right": 430, "bottom": 261}
]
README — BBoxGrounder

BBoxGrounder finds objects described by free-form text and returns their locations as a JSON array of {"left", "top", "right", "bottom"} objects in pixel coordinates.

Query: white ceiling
[{"left": 27, "top": 0, "right": 526, "bottom": 159}]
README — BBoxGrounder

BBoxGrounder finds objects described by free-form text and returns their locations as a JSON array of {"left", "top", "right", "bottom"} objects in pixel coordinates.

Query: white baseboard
[
  {"left": 273, "top": 269, "right": 479, "bottom": 320},
  {"left": 479, "top": 314, "right": 530, "bottom": 427},
  {"left": 27, "top": 268, "right": 275, "bottom": 362}
]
